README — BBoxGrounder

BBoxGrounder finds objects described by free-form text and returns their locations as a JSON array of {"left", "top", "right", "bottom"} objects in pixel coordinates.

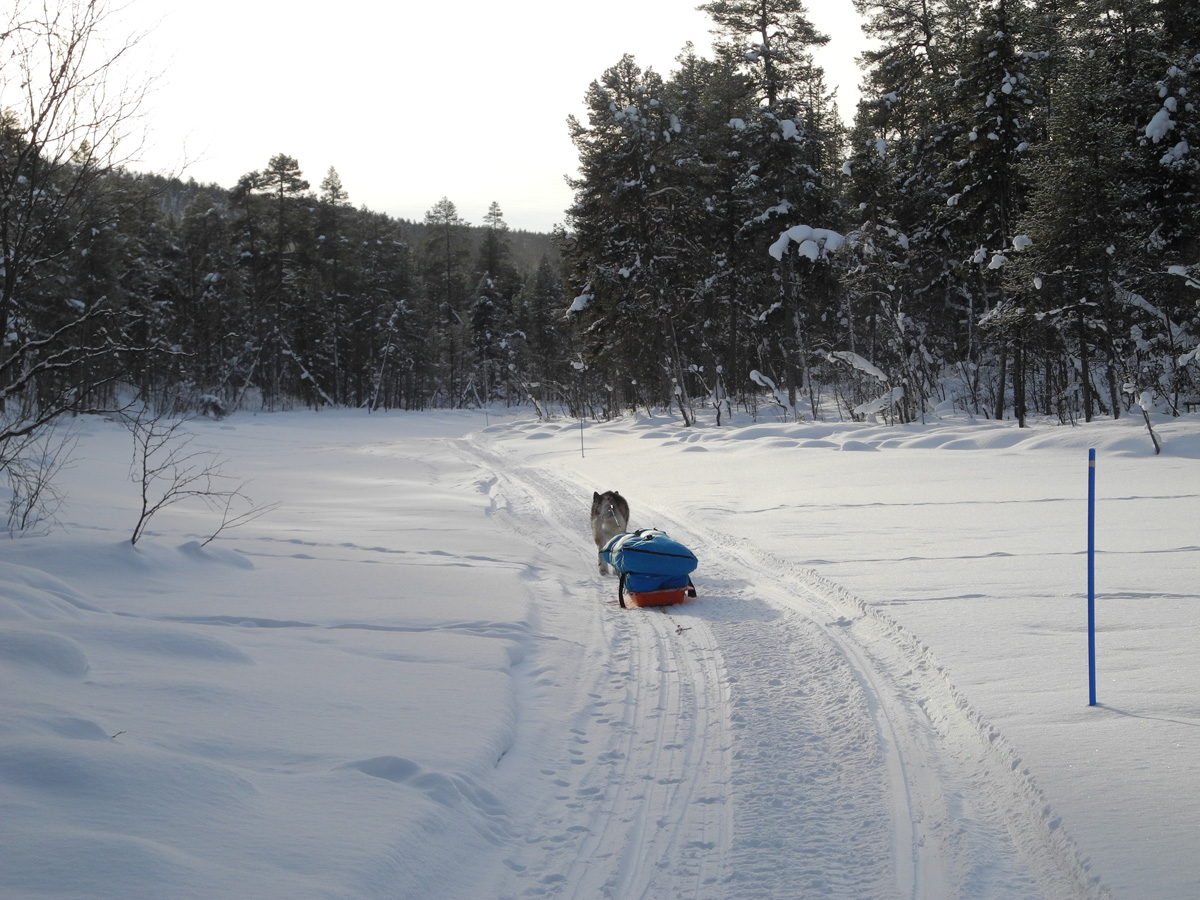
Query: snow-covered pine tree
[
  {"left": 563, "top": 56, "right": 686, "bottom": 415},
  {"left": 421, "top": 198, "right": 474, "bottom": 407},
  {"left": 470, "top": 203, "right": 523, "bottom": 404},
  {"left": 699, "top": 0, "right": 842, "bottom": 417},
  {"left": 948, "top": 0, "right": 1042, "bottom": 424},
  {"left": 848, "top": 0, "right": 976, "bottom": 419}
]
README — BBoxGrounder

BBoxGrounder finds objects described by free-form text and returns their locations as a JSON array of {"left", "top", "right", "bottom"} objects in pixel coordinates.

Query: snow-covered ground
[{"left": 2, "top": 406, "right": 1196, "bottom": 899}]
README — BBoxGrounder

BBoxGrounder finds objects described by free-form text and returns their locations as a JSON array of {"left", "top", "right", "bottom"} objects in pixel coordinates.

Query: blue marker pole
[{"left": 1088, "top": 448, "right": 1097, "bottom": 707}]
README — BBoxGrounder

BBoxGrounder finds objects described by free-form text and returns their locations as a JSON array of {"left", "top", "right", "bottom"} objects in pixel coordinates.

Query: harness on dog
[{"left": 600, "top": 529, "right": 698, "bottom": 608}]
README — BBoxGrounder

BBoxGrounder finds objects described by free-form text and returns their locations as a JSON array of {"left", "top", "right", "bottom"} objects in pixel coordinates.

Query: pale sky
[{"left": 124, "top": 0, "right": 870, "bottom": 233}]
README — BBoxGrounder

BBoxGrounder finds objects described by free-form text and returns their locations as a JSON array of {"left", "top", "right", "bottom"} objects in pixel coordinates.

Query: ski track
[
  {"left": 461, "top": 432, "right": 1110, "bottom": 900},
  {"left": 463, "top": 436, "right": 734, "bottom": 900}
]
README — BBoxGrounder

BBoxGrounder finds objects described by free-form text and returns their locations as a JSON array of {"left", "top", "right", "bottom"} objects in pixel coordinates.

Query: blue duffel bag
[{"left": 601, "top": 529, "right": 698, "bottom": 608}]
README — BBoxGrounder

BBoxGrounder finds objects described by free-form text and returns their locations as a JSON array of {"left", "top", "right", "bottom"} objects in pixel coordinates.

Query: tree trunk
[
  {"left": 994, "top": 344, "right": 1008, "bottom": 420},
  {"left": 1014, "top": 335, "right": 1027, "bottom": 427},
  {"left": 1077, "top": 309, "right": 1093, "bottom": 423}
]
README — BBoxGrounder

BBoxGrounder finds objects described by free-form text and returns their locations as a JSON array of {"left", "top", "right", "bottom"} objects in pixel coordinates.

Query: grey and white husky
[{"left": 591, "top": 490, "right": 630, "bottom": 575}]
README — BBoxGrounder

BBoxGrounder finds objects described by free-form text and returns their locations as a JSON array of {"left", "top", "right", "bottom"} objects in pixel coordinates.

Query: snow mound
[{"left": 0, "top": 629, "right": 89, "bottom": 677}]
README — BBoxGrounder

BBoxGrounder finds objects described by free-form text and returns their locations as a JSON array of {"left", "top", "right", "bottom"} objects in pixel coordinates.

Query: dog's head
[{"left": 592, "top": 490, "right": 623, "bottom": 517}]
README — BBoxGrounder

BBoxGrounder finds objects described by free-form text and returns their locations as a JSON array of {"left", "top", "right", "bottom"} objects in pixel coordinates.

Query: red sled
[{"left": 619, "top": 576, "right": 696, "bottom": 608}]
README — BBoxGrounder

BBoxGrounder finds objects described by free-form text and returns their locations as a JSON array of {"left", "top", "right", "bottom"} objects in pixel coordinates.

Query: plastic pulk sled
[{"left": 600, "top": 529, "right": 698, "bottom": 608}]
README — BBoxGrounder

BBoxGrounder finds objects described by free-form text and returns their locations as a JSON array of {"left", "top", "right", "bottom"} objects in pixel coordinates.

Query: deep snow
[{"left": 1, "top": 407, "right": 1197, "bottom": 899}]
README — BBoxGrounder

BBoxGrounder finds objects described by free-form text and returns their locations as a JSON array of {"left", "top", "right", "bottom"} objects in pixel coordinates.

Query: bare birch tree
[{"left": 0, "top": 0, "right": 151, "bottom": 526}]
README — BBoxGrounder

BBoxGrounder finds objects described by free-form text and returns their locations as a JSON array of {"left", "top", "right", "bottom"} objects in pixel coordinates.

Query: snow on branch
[
  {"left": 1168, "top": 264, "right": 1200, "bottom": 291},
  {"left": 824, "top": 350, "right": 888, "bottom": 383},
  {"left": 1146, "top": 74, "right": 1192, "bottom": 167},
  {"left": 749, "top": 369, "right": 789, "bottom": 410},
  {"left": 768, "top": 225, "right": 845, "bottom": 261},
  {"left": 567, "top": 281, "right": 594, "bottom": 314},
  {"left": 1145, "top": 105, "right": 1176, "bottom": 143},
  {"left": 854, "top": 386, "right": 905, "bottom": 418},
  {"left": 975, "top": 235, "right": 1032, "bottom": 271}
]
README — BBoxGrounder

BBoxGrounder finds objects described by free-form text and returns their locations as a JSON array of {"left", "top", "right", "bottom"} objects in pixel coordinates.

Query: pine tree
[
  {"left": 512, "top": 253, "right": 570, "bottom": 414},
  {"left": 232, "top": 154, "right": 316, "bottom": 408},
  {"left": 662, "top": 48, "right": 760, "bottom": 402},
  {"left": 471, "top": 202, "right": 523, "bottom": 403},
  {"left": 422, "top": 198, "right": 473, "bottom": 406},
  {"left": 563, "top": 55, "right": 684, "bottom": 414},
  {"left": 176, "top": 190, "right": 245, "bottom": 408},
  {"left": 1013, "top": 0, "right": 1147, "bottom": 422},
  {"left": 946, "top": 0, "right": 1042, "bottom": 422},
  {"left": 700, "top": 0, "right": 829, "bottom": 106},
  {"left": 697, "top": 0, "right": 841, "bottom": 415}
]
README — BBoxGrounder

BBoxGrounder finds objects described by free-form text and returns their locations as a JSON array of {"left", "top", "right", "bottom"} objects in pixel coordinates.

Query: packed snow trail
[
  {"left": 463, "top": 428, "right": 1109, "bottom": 900},
  {"left": 464, "top": 438, "right": 735, "bottom": 899}
]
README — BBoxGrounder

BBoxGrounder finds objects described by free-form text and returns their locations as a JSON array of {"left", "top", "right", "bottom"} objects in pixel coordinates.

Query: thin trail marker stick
[{"left": 1088, "top": 448, "right": 1097, "bottom": 707}]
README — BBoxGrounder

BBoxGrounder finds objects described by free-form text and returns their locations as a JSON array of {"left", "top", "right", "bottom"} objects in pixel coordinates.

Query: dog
[{"left": 591, "top": 490, "right": 630, "bottom": 575}]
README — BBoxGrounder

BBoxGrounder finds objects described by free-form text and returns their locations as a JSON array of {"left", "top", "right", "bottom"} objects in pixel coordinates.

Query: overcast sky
[{"left": 125, "top": 0, "right": 870, "bottom": 233}]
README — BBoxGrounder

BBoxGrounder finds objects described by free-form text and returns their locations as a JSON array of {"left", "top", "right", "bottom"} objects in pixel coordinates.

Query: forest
[
  {"left": 561, "top": 0, "right": 1199, "bottom": 427},
  {"left": 0, "top": 0, "right": 1198, "bottom": 513}
]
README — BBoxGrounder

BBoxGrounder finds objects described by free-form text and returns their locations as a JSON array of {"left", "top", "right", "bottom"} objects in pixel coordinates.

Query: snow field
[{"left": 2, "top": 408, "right": 1197, "bottom": 899}]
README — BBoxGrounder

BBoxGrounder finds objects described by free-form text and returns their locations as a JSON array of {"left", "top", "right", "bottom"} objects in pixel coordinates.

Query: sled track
[
  {"left": 557, "top": 601, "right": 733, "bottom": 899},
  {"left": 460, "top": 436, "right": 734, "bottom": 899},
  {"left": 462, "top": 432, "right": 1108, "bottom": 899}
]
